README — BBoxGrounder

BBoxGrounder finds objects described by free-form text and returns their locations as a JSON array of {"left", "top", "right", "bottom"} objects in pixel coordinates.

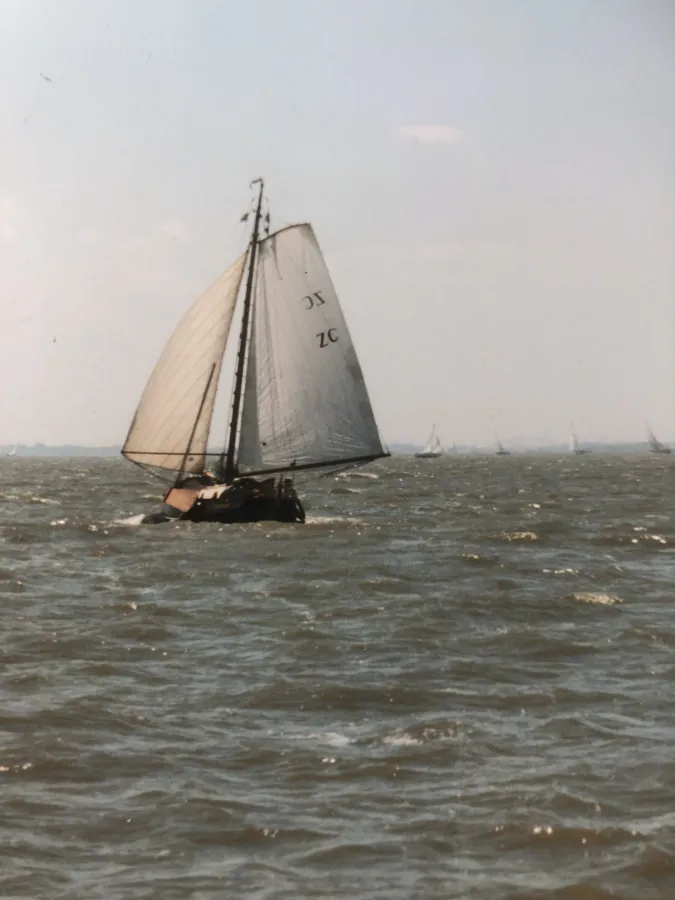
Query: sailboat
[
  {"left": 570, "top": 432, "right": 589, "bottom": 455},
  {"left": 647, "top": 428, "right": 671, "bottom": 454},
  {"left": 122, "top": 178, "right": 389, "bottom": 525},
  {"left": 495, "top": 436, "right": 510, "bottom": 456},
  {"left": 415, "top": 424, "right": 442, "bottom": 459},
  {"left": 7, "top": 445, "right": 17, "bottom": 457}
]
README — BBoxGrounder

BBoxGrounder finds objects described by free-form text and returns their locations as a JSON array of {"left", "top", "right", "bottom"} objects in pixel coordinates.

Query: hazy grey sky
[{"left": 1, "top": 0, "right": 673, "bottom": 446}]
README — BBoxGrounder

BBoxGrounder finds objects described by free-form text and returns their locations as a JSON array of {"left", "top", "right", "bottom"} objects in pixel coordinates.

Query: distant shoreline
[{"left": 1, "top": 443, "right": 669, "bottom": 457}]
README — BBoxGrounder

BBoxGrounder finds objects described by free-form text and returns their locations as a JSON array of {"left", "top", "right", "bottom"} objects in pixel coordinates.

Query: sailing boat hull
[
  {"left": 415, "top": 451, "right": 442, "bottom": 459},
  {"left": 141, "top": 476, "right": 306, "bottom": 525},
  {"left": 647, "top": 430, "right": 671, "bottom": 453},
  {"left": 124, "top": 182, "right": 387, "bottom": 522}
]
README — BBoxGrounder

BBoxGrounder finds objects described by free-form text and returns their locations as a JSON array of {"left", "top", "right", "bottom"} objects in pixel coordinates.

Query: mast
[{"left": 221, "top": 178, "right": 264, "bottom": 481}]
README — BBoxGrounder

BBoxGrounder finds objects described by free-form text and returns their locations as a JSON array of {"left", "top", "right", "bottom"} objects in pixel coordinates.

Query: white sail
[
  {"left": 423, "top": 425, "right": 441, "bottom": 453},
  {"left": 123, "top": 253, "right": 247, "bottom": 473},
  {"left": 237, "top": 224, "right": 385, "bottom": 472},
  {"left": 415, "top": 424, "right": 442, "bottom": 457},
  {"left": 570, "top": 433, "right": 579, "bottom": 452}
]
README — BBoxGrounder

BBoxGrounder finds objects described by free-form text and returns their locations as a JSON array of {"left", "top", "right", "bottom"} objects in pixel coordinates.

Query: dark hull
[{"left": 140, "top": 476, "right": 305, "bottom": 526}]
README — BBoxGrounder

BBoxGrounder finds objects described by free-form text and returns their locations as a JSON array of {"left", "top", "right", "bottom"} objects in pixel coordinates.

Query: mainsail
[
  {"left": 648, "top": 428, "right": 671, "bottom": 454},
  {"left": 422, "top": 425, "right": 441, "bottom": 455},
  {"left": 415, "top": 424, "right": 442, "bottom": 457},
  {"left": 122, "top": 254, "right": 247, "bottom": 473},
  {"left": 236, "top": 224, "right": 386, "bottom": 473}
]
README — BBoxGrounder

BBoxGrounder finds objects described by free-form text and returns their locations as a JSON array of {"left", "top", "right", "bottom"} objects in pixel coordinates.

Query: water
[{"left": 1, "top": 454, "right": 674, "bottom": 899}]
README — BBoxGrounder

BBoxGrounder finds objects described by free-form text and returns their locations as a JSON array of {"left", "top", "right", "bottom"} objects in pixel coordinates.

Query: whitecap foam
[
  {"left": 383, "top": 734, "right": 421, "bottom": 747},
  {"left": 305, "top": 515, "right": 366, "bottom": 527},
  {"left": 322, "top": 732, "right": 353, "bottom": 748},
  {"left": 113, "top": 514, "right": 145, "bottom": 526},
  {"left": 499, "top": 531, "right": 539, "bottom": 542},
  {"left": 572, "top": 591, "right": 623, "bottom": 606},
  {"left": 307, "top": 731, "right": 353, "bottom": 748}
]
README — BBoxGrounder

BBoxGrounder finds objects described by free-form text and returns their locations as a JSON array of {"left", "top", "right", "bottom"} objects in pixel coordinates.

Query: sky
[{"left": 1, "top": 0, "right": 673, "bottom": 447}]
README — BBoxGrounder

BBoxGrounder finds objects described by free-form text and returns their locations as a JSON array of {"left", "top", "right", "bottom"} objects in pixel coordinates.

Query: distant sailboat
[
  {"left": 570, "top": 432, "right": 589, "bottom": 455},
  {"left": 647, "top": 428, "right": 671, "bottom": 454},
  {"left": 495, "top": 435, "right": 510, "bottom": 456},
  {"left": 122, "top": 178, "right": 389, "bottom": 525},
  {"left": 7, "top": 445, "right": 17, "bottom": 457},
  {"left": 415, "top": 424, "right": 442, "bottom": 459}
]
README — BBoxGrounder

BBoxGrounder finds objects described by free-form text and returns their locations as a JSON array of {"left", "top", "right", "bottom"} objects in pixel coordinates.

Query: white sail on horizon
[
  {"left": 423, "top": 424, "right": 441, "bottom": 454},
  {"left": 236, "top": 224, "right": 386, "bottom": 473},
  {"left": 647, "top": 428, "right": 671, "bottom": 453},
  {"left": 122, "top": 253, "right": 247, "bottom": 473},
  {"left": 415, "top": 424, "right": 442, "bottom": 457},
  {"left": 495, "top": 434, "right": 510, "bottom": 455}
]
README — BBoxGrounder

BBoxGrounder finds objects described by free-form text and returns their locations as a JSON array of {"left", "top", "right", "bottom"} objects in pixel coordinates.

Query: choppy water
[{"left": 1, "top": 454, "right": 674, "bottom": 899}]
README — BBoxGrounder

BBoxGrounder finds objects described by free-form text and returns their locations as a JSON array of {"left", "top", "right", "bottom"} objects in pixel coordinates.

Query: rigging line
[
  {"left": 124, "top": 450, "right": 233, "bottom": 457},
  {"left": 176, "top": 363, "right": 217, "bottom": 479},
  {"left": 239, "top": 452, "right": 390, "bottom": 479},
  {"left": 237, "top": 213, "right": 252, "bottom": 253},
  {"left": 262, "top": 194, "right": 271, "bottom": 236},
  {"left": 258, "top": 233, "right": 330, "bottom": 456},
  {"left": 126, "top": 458, "right": 174, "bottom": 483},
  {"left": 258, "top": 264, "right": 285, "bottom": 457},
  {"left": 317, "top": 461, "right": 364, "bottom": 479}
]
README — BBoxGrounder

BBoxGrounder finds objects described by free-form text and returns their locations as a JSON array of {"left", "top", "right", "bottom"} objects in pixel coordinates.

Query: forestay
[
  {"left": 422, "top": 425, "right": 441, "bottom": 454},
  {"left": 123, "top": 254, "right": 247, "bottom": 473},
  {"left": 237, "top": 224, "right": 385, "bottom": 473}
]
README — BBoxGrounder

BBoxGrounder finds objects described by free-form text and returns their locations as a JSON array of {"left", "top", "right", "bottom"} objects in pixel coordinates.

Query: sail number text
[
  {"left": 303, "top": 290, "right": 337, "bottom": 347},
  {"left": 316, "top": 329, "right": 338, "bottom": 348},
  {"left": 303, "top": 290, "right": 326, "bottom": 310}
]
